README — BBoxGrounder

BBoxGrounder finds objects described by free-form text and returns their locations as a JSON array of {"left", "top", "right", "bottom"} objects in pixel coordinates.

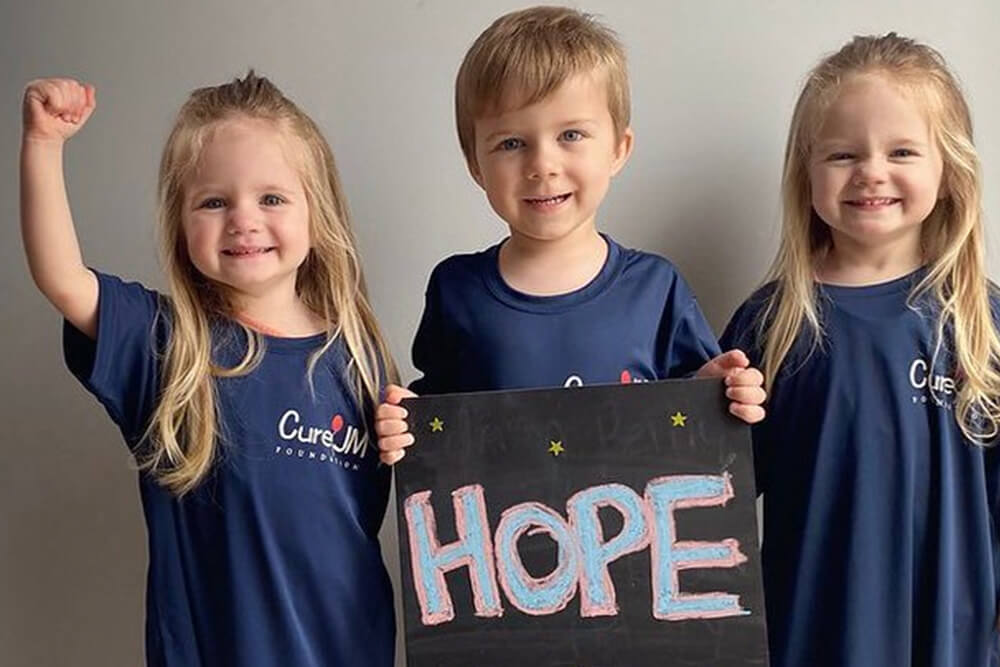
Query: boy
[{"left": 378, "top": 6, "right": 764, "bottom": 462}]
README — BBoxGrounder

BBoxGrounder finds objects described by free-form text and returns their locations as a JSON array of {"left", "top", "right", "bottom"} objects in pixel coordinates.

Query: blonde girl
[
  {"left": 21, "top": 72, "right": 397, "bottom": 666},
  {"left": 722, "top": 33, "right": 1000, "bottom": 667}
]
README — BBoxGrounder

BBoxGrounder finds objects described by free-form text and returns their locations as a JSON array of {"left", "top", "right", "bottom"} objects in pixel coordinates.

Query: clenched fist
[{"left": 23, "top": 78, "right": 96, "bottom": 144}]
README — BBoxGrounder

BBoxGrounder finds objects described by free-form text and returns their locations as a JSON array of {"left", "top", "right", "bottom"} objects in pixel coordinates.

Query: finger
[
  {"left": 725, "top": 367, "right": 764, "bottom": 387},
  {"left": 696, "top": 349, "right": 750, "bottom": 379},
  {"left": 380, "top": 449, "right": 406, "bottom": 465},
  {"left": 378, "top": 433, "right": 415, "bottom": 452},
  {"left": 68, "top": 83, "right": 83, "bottom": 122},
  {"left": 375, "top": 418, "right": 410, "bottom": 438},
  {"left": 384, "top": 383, "right": 417, "bottom": 405},
  {"left": 50, "top": 79, "right": 85, "bottom": 116},
  {"left": 717, "top": 349, "right": 749, "bottom": 369},
  {"left": 725, "top": 386, "right": 767, "bottom": 406},
  {"left": 54, "top": 79, "right": 80, "bottom": 114},
  {"left": 729, "top": 403, "right": 765, "bottom": 424},
  {"left": 84, "top": 83, "right": 97, "bottom": 113},
  {"left": 375, "top": 402, "right": 408, "bottom": 422},
  {"left": 24, "top": 84, "right": 49, "bottom": 108},
  {"left": 69, "top": 80, "right": 89, "bottom": 122}
]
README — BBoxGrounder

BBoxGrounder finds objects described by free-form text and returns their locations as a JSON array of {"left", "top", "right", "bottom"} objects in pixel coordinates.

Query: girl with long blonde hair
[
  {"left": 21, "top": 72, "right": 397, "bottom": 666},
  {"left": 722, "top": 33, "right": 1000, "bottom": 667}
]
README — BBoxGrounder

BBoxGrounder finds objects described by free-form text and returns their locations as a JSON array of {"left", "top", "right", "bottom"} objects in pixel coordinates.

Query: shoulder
[
  {"left": 94, "top": 270, "right": 167, "bottom": 311},
  {"left": 731, "top": 282, "right": 778, "bottom": 321},
  {"left": 720, "top": 281, "right": 777, "bottom": 350},
  {"left": 88, "top": 270, "right": 173, "bottom": 344},
  {"left": 607, "top": 239, "right": 695, "bottom": 302},
  {"left": 425, "top": 244, "right": 499, "bottom": 291},
  {"left": 615, "top": 241, "right": 683, "bottom": 280}
]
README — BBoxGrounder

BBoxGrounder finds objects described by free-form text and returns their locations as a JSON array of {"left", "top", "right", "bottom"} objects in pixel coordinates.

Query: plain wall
[{"left": 2, "top": 1, "right": 997, "bottom": 665}]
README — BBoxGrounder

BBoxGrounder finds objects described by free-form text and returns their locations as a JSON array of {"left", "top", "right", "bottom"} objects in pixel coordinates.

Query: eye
[
  {"left": 890, "top": 148, "right": 917, "bottom": 158},
  {"left": 827, "top": 152, "right": 854, "bottom": 162},
  {"left": 560, "top": 129, "right": 584, "bottom": 142},
  {"left": 497, "top": 137, "right": 524, "bottom": 151},
  {"left": 261, "top": 193, "right": 286, "bottom": 206},
  {"left": 197, "top": 197, "right": 226, "bottom": 210}
]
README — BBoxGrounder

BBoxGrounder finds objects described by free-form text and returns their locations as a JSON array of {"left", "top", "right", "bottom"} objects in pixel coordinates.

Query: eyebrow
[
  {"left": 187, "top": 183, "right": 299, "bottom": 198},
  {"left": 814, "top": 137, "right": 930, "bottom": 150}
]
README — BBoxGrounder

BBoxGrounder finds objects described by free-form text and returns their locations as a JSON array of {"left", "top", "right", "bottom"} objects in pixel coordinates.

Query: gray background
[{"left": 2, "top": 1, "right": 996, "bottom": 665}]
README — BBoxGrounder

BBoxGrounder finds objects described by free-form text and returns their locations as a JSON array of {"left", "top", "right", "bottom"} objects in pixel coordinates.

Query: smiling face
[
  {"left": 808, "top": 73, "right": 944, "bottom": 265},
  {"left": 181, "top": 116, "right": 311, "bottom": 302},
  {"left": 469, "top": 70, "right": 633, "bottom": 247}
]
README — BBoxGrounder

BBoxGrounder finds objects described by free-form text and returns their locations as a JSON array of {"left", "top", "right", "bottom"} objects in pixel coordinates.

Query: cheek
[
  {"left": 480, "top": 169, "right": 513, "bottom": 203},
  {"left": 182, "top": 225, "right": 214, "bottom": 261},
  {"left": 808, "top": 168, "right": 839, "bottom": 205}
]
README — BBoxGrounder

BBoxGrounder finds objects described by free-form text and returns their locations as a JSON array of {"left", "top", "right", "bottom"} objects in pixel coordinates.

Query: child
[
  {"left": 376, "top": 5, "right": 765, "bottom": 464},
  {"left": 21, "top": 73, "right": 397, "bottom": 666},
  {"left": 721, "top": 34, "right": 1000, "bottom": 667}
]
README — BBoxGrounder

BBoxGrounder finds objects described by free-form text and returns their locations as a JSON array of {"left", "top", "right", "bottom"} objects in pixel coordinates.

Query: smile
[
  {"left": 222, "top": 246, "right": 276, "bottom": 256},
  {"left": 844, "top": 197, "right": 901, "bottom": 208},
  {"left": 523, "top": 193, "right": 572, "bottom": 208}
]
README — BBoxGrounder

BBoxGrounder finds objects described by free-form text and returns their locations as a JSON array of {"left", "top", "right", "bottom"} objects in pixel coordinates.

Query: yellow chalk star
[
  {"left": 670, "top": 411, "right": 687, "bottom": 427},
  {"left": 548, "top": 440, "right": 565, "bottom": 456},
  {"left": 429, "top": 417, "right": 444, "bottom": 432}
]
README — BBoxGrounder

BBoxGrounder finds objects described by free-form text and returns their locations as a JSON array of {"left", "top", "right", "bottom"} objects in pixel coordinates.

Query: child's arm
[
  {"left": 21, "top": 78, "right": 99, "bottom": 338},
  {"left": 696, "top": 349, "right": 767, "bottom": 424},
  {"left": 375, "top": 384, "right": 417, "bottom": 465}
]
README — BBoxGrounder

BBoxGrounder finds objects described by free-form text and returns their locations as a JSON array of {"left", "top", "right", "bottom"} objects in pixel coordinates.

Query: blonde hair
[
  {"left": 762, "top": 33, "right": 1000, "bottom": 442},
  {"left": 455, "top": 5, "right": 630, "bottom": 172},
  {"left": 145, "top": 71, "right": 398, "bottom": 494}
]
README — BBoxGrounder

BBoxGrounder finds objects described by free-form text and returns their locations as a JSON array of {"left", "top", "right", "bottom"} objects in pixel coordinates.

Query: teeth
[
  {"left": 851, "top": 197, "right": 897, "bottom": 206},
  {"left": 526, "top": 194, "right": 569, "bottom": 204}
]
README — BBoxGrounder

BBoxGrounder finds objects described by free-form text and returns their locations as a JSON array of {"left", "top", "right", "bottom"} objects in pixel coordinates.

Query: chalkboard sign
[{"left": 395, "top": 379, "right": 768, "bottom": 666}]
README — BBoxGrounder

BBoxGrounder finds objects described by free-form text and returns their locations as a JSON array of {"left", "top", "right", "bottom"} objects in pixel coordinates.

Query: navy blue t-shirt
[
  {"left": 63, "top": 272, "right": 394, "bottom": 667},
  {"left": 410, "top": 235, "right": 720, "bottom": 394},
  {"left": 722, "top": 271, "right": 1000, "bottom": 667}
]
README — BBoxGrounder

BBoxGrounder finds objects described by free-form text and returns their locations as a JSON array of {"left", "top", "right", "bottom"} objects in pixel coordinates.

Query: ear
[
  {"left": 610, "top": 127, "right": 634, "bottom": 177},
  {"left": 467, "top": 157, "right": 485, "bottom": 189},
  {"left": 937, "top": 164, "right": 950, "bottom": 201}
]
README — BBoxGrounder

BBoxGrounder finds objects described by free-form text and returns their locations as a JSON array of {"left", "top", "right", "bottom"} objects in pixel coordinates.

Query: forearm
[{"left": 20, "top": 137, "right": 97, "bottom": 332}]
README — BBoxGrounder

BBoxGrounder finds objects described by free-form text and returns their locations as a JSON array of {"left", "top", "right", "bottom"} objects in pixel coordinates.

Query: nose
[
  {"left": 525, "top": 141, "right": 561, "bottom": 180},
  {"left": 225, "top": 200, "right": 261, "bottom": 235},
  {"left": 852, "top": 157, "right": 888, "bottom": 187}
]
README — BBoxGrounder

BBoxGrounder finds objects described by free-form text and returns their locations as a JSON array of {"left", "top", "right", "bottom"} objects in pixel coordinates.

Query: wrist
[{"left": 21, "top": 134, "right": 67, "bottom": 152}]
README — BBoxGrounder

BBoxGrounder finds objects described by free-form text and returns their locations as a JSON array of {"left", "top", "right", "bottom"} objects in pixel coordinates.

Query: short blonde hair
[{"left": 455, "top": 6, "right": 630, "bottom": 171}]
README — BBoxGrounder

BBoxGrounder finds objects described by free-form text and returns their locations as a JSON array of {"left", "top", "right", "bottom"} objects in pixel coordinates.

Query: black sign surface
[{"left": 395, "top": 379, "right": 768, "bottom": 666}]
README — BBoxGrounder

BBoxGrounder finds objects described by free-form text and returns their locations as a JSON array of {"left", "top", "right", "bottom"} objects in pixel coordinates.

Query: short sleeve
[
  {"left": 409, "top": 264, "right": 456, "bottom": 395},
  {"left": 657, "top": 278, "right": 721, "bottom": 379},
  {"left": 63, "top": 271, "right": 166, "bottom": 448}
]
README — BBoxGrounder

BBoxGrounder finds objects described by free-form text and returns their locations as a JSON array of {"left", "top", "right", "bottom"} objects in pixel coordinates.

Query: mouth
[
  {"left": 221, "top": 246, "right": 276, "bottom": 257},
  {"left": 523, "top": 193, "right": 572, "bottom": 208},
  {"left": 844, "top": 197, "right": 901, "bottom": 209}
]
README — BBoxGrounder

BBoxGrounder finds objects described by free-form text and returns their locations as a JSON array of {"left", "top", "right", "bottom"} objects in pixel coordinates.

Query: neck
[
  {"left": 232, "top": 291, "right": 325, "bottom": 338},
  {"left": 817, "top": 232, "right": 923, "bottom": 286},
  {"left": 498, "top": 225, "right": 608, "bottom": 296}
]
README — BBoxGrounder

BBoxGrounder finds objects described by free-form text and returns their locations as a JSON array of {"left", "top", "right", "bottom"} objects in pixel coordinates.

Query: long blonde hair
[
  {"left": 762, "top": 33, "right": 1000, "bottom": 443},
  {"left": 144, "top": 72, "right": 398, "bottom": 494}
]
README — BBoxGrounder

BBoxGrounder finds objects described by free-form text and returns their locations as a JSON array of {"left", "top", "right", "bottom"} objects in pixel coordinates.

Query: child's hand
[
  {"left": 23, "top": 78, "right": 96, "bottom": 144},
  {"left": 375, "top": 384, "right": 418, "bottom": 465},
  {"left": 696, "top": 349, "right": 766, "bottom": 424}
]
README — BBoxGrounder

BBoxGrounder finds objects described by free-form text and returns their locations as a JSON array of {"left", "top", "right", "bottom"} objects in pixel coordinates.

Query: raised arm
[{"left": 20, "top": 78, "right": 99, "bottom": 337}]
